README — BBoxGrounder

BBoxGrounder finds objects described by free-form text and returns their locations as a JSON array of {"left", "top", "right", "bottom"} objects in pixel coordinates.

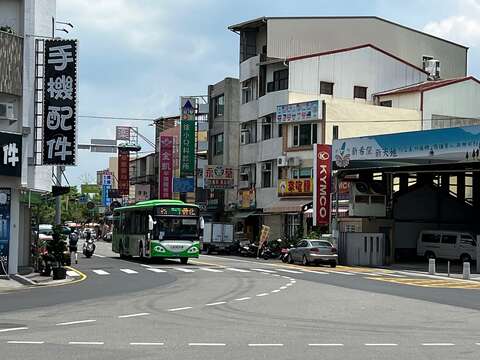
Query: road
[{"left": 1, "top": 241, "right": 480, "bottom": 360}]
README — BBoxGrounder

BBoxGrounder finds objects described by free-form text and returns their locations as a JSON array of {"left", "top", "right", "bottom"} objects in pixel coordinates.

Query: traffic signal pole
[{"left": 55, "top": 165, "right": 62, "bottom": 225}]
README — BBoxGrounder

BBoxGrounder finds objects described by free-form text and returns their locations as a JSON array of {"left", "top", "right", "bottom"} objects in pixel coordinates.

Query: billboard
[
  {"left": 313, "top": 144, "right": 332, "bottom": 226},
  {"left": 180, "top": 97, "right": 196, "bottom": 177},
  {"left": 0, "top": 131, "right": 22, "bottom": 177},
  {"left": 333, "top": 125, "right": 480, "bottom": 170},
  {"left": 118, "top": 149, "right": 130, "bottom": 195},
  {"left": 173, "top": 177, "right": 195, "bottom": 193},
  {"left": 203, "top": 165, "right": 234, "bottom": 189},
  {"left": 159, "top": 136, "right": 174, "bottom": 199},
  {"left": 42, "top": 39, "right": 78, "bottom": 165},
  {"left": 278, "top": 178, "right": 313, "bottom": 197},
  {"left": 276, "top": 100, "right": 321, "bottom": 124},
  {"left": 116, "top": 126, "right": 130, "bottom": 141}
]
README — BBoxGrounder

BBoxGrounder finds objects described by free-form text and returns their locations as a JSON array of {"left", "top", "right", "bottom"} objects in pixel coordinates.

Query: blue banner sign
[
  {"left": 0, "top": 188, "right": 11, "bottom": 275},
  {"left": 173, "top": 177, "right": 195, "bottom": 193}
]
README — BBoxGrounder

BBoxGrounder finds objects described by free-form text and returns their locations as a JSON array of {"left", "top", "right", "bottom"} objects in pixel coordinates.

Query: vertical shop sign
[
  {"left": 117, "top": 149, "right": 130, "bottom": 196},
  {"left": 0, "top": 188, "right": 11, "bottom": 275},
  {"left": 115, "top": 126, "right": 130, "bottom": 141},
  {"left": 102, "top": 172, "right": 112, "bottom": 207},
  {"left": 313, "top": 144, "right": 332, "bottom": 226},
  {"left": 180, "top": 97, "right": 196, "bottom": 177},
  {"left": 42, "top": 39, "right": 78, "bottom": 165},
  {"left": 159, "top": 135, "right": 174, "bottom": 199}
]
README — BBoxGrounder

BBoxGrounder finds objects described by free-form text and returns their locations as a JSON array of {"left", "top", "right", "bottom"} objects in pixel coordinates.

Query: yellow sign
[
  {"left": 278, "top": 178, "right": 313, "bottom": 196},
  {"left": 238, "top": 188, "right": 255, "bottom": 209},
  {"left": 259, "top": 225, "right": 270, "bottom": 247}
]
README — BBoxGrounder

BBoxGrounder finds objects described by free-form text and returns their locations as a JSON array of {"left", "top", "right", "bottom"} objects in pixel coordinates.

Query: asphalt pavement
[{"left": 1, "top": 241, "right": 480, "bottom": 359}]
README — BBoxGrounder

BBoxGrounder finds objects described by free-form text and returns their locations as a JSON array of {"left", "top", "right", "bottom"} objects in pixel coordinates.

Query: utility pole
[{"left": 55, "top": 166, "right": 62, "bottom": 225}]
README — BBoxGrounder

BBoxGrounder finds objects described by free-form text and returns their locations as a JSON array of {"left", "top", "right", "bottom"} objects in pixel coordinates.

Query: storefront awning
[
  {"left": 233, "top": 211, "right": 260, "bottom": 219},
  {"left": 263, "top": 198, "right": 312, "bottom": 214}
]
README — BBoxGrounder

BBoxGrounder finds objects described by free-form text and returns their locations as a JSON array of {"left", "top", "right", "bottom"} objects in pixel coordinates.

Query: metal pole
[{"left": 55, "top": 165, "right": 62, "bottom": 225}]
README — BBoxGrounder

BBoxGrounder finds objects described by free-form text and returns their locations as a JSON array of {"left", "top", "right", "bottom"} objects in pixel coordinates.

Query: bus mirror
[
  {"left": 148, "top": 215, "right": 155, "bottom": 231},
  {"left": 200, "top": 216, "right": 205, "bottom": 230}
]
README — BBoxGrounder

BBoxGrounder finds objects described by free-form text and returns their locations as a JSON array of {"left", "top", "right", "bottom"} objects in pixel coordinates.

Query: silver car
[{"left": 287, "top": 239, "right": 338, "bottom": 267}]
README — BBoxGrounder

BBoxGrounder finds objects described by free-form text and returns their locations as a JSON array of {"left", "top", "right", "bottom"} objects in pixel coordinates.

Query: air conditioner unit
[
  {"left": 240, "top": 130, "right": 250, "bottom": 145},
  {"left": 0, "top": 103, "right": 14, "bottom": 120},
  {"left": 425, "top": 59, "right": 440, "bottom": 80},
  {"left": 277, "top": 156, "right": 287, "bottom": 167},
  {"left": 288, "top": 157, "right": 302, "bottom": 167}
]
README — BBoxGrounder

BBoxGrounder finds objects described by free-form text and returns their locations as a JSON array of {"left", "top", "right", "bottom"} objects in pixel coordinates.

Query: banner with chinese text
[
  {"left": 313, "top": 144, "right": 332, "bottom": 226},
  {"left": 180, "top": 97, "right": 196, "bottom": 177},
  {"left": 203, "top": 165, "right": 234, "bottom": 189},
  {"left": 278, "top": 178, "right": 312, "bottom": 197},
  {"left": 0, "top": 131, "right": 21, "bottom": 177},
  {"left": 118, "top": 149, "right": 130, "bottom": 196},
  {"left": 42, "top": 39, "right": 78, "bottom": 165},
  {"left": 159, "top": 136, "right": 173, "bottom": 199}
]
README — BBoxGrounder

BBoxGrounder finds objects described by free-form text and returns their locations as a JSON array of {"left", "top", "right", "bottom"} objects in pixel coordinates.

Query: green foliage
[
  {"left": 35, "top": 186, "right": 90, "bottom": 224},
  {"left": 46, "top": 225, "right": 67, "bottom": 267},
  {"left": 305, "top": 230, "right": 322, "bottom": 239}
]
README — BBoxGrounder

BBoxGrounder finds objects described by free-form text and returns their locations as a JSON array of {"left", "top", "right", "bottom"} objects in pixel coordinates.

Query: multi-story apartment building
[{"left": 228, "top": 16, "right": 468, "bottom": 241}]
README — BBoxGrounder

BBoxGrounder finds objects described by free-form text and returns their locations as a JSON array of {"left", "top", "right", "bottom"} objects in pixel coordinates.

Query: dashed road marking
[
  {"left": 168, "top": 306, "right": 193, "bottom": 312},
  {"left": 271, "top": 290, "right": 281, "bottom": 293},
  {"left": 327, "top": 270, "right": 356, "bottom": 276},
  {"left": 0, "top": 327, "right": 28, "bottom": 333},
  {"left": 120, "top": 268, "right": 138, "bottom": 274},
  {"left": 200, "top": 268, "right": 223, "bottom": 273},
  {"left": 234, "top": 297, "right": 251, "bottom": 301},
  {"left": 140, "top": 264, "right": 152, "bottom": 268},
  {"left": 256, "top": 293, "right": 269, "bottom": 297},
  {"left": 130, "top": 342, "right": 164, "bottom": 346},
  {"left": 118, "top": 313, "right": 150, "bottom": 318},
  {"left": 69, "top": 341, "right": 104, "bottom": 345},
  {"left": 205, "top": 301, "right": 227, "bottom": 306},
  {"left": 92, "top": 254, "right": 106, "bottom": 258},
  {"left": 248, "top": 343, "right": 284, "bottom": 347},
  {"left": 56, "top": 320, "right": 96, "bottom": 326},
  {"left": 277, "top": 269, "right": 302, "bottom": 274},
  {"left": 146, "top": 268, "right": 167, "bottom": 273},
  {"left": 251, "top": 268, "right": 277, "bottom": 273},
  {"left": 280, "top": 286, "right": 287, "bottom": 290},
  {"left": 7, "top": 341, "right": 44, "bottom": 344},
  {"left": 421, "top": 343, "right": 455, "bottom": 346},
  {"left": 189, "top": 343, "right": 226, "bottom": 346},
  {"left": 92, "top": 269, "right": 109, "bottom": 275},
  {"left": 226, "top": 268, "right": 250, "bottom": 273},
  {"left": 365, "top": 343, "right": 398, "bottom": 346},
  {"left": 308, "top": 343, "right": 344, "bottom": 347},
  {"left": 175, "top": 268, "right": 195, "bottom": 273}
]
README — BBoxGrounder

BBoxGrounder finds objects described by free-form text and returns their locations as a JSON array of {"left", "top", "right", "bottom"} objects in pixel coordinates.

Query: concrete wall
[
  {"left": 266, "top": 17, "right": 467, "bottom": 79},
  {"left": 377, "top": 92, "right": 421, "bottom": 111},
  {"left": 0, "top": 0, "right": 24, "bottom": 34},
  {"left": 263, "top": 214, "right": 283, "bottom": 241}
]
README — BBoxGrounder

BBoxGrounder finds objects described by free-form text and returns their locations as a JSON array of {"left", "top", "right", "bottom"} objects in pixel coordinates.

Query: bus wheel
[{"left": 180, "top": 258, "right": 188, "bottom": 265}]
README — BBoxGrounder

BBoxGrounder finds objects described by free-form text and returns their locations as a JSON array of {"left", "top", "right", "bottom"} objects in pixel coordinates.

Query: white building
[
  {"left": 229, "top": 16, "right": 469, "bottom": 242},
  {"left": 0, "top": 0, "right": 55, "bottom": 274}
]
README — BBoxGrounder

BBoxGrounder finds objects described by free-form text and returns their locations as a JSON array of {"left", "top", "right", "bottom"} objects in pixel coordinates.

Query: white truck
[{"left": 202, "top": 222, "right": 235, "bottom": 254}]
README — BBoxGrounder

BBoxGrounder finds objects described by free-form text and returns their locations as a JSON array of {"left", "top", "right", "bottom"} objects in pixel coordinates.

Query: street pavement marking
[
  {"left": 146, "top": 268, "right": 167, "bottom": 273},
  {"left": 280, "top": 286, "right": 287, "bottom": 290},
  {"left": 327, "top": 270, "right": 356, "bottom": 276},
  {"left": 308, "top": 343, "right": 344, "bottom": 347},
  {"left": 365, "top": 343, "right": 398, "bottom": 346},
  {"left": 69, "top": 341, "right": 104, "bottom": 345},
  {"left": 234, "top": 297, "right": 251, "bottom": 301},
  {"left": 205, "top": 301, "right": 227, "bottom": 306},
  {"left": 189, "top": 343, "right": 226, "bottom": 346},
  {"left": 0, "top": 327, "right": 28, "bottom": 333},
  {"left": 168, "top": 306, "right": 193, "bottom": 312},
  {"left": 92, "top": 269, "right": 109, "bottom": 275},
  {"left": 140, "top": 264, "right": 152, "bottom": 267},
  {"left": 56, "top": 320, "right": 96, "bottom": 326},
  {"left": 118, "top": 313, "right": 150, "bottom": 318},
  {"left": 421, "top": 343, "right": 455, "bottom": 346},
  {"left": 226, "top": 268, "right": 250, "bottom": 273},
  {"left": 277, "top": 269, "right": 302, "bottom": 274},
  {"left": 175, "top": 268, "right": 195, "bottom": 273},
  {"left": 286, "top": 283, "right": 292, "bottom": 287},
  {"left": 251, "top": 268, "right": 277, "bottom": 273},
  {"left": 200, "top": 268, "right": 223, "bottom": 273},
  {"left": 120, "top": 268, "right": 138, "bottom": 274},
  {"left": 367, "top": 276, "right": 480, "bottom": 289},
  {"left": 130, "top": 342, "right": 164, "bottom": 346},
  {"left": 248, "top": 343, "right": 284, "bottom": 347},
  {"left": 256, "top": 293, "right": 269, "bottom": 297},
  {"left": 271, "top": 290, "right": 281, "bottom": 293},
  {"left": 66, "top": 270, "right": 80, "bottom": 277},
  {"left": 92, "top": 254, "right": 106, "bottom": 258},
  {"left": 7, "top": 341, "right": 44, "bottom": 344}
]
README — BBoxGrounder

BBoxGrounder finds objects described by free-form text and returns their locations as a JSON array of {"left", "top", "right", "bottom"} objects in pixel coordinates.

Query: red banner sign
[
  {"left": 118, "top": 149, "right": 130, "bottom": 196},
  {"left": 313, "top": 144, "right": 332, "bottom": 226},
  {"left": 159, "top": 136, "right": 173, "bottom": 199}
]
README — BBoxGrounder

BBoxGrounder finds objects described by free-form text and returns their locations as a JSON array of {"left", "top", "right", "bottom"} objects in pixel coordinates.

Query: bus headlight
[
  {"left": 154, "top": 245, "right": 166, "bottom": 253},
  {"left": 187, "top": 246, "right": 198, "bottom": 254}
]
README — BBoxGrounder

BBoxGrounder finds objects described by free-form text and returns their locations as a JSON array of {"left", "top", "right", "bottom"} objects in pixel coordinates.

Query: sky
[{"left": 56, "top": 0, "right": 480, "bottom": 186}]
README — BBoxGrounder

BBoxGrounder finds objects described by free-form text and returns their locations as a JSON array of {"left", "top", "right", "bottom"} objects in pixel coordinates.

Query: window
[
  {"left": 442, "top": 234, "right": 457, "bottom": 245},
  {"left": 461, "top": 234, "right": 476, "bottom": 246},
  {"left": 354, "top": 86, "right": 367, "bottom": 99},
  {"left": 213, "top": 95, "right": 224, "bottom": 117},
  {"left": 291, "top": 167, "right": 312, "bottom": 179},
  {"left": 261, "top": 161, "right": 272, "bottom": 188},
  {"left": 380, "top": 100, "right": 392, "bottom": 107},
  {"left": 355, "top": 195, "right": 369, "bottom": 203},
  {"left": 262, "top": 117, "right": 272, "bottom": 140},
  {"left": 267, "top": 69, "right": 288, "bottom": 92},
  {"left": 278, "top": 124, "right": 283, "bottom": 137},
  {"left": 293, "top": 123, "right": 317, "bottom": 147},
  {"left": 422, "top": 233, "right": 440, "bottom": 243},
  {"left": 213, "top": 133, "right": 223, "bottom": 155},
  {"left": 240, "top": 30, "right": 257, "bottom": 62},
  {"left": 320, "top": 81, "right": 334, "bottom": 95},
  {"left": 240, "top": 164, "right": 255, "bottom": 184},
  {"left": 332, "top": 125, "right": 339, "bottom": 140},
  {"left": 242, "top": 78, "right": 257, "bottom": 104},
  {"left": 241, "top": 120, "right": 257, "bottom": 144}
]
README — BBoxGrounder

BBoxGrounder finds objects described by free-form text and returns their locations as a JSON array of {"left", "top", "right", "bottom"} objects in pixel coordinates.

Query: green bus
[{"left": 112, "top": 200, "right": 201, "bottom": 264}]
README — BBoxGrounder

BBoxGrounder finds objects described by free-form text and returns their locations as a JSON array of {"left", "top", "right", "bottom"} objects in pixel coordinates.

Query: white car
[{"left": 417, "top": 230, "right": 477, "bottom": 262}]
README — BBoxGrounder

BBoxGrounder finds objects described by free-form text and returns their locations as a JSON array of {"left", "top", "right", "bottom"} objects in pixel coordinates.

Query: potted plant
[{"left": 47, "top": 225, "right": 67, "bottom": 280}]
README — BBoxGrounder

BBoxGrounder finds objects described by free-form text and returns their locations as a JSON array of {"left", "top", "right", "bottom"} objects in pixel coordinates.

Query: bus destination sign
[{"left": 156, "top": 206, "right": 198, "bottom": 217}]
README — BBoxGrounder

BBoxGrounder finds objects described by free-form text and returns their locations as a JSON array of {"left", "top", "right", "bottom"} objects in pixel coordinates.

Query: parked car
[
  {"left": 417, "top": 230, "right": 477, "bottom": 262},
  {"left": 287, "top": 239, "right": 337, "bottom": 267}
]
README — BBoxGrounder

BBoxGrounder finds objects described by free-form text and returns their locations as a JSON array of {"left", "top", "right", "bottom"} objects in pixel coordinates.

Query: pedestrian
[{"left": 68, "top": 230, "right": 79, "bottom": 264}]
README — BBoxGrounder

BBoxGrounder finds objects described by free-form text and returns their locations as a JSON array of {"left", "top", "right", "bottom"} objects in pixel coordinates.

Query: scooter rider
[{"left": 68, "top": 230, "right": 79, "bottom": 264}]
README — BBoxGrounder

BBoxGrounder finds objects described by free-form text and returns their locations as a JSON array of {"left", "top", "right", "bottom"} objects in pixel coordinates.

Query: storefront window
[{"left": 287, "top": 214, "right": 301, "bottom": 240}]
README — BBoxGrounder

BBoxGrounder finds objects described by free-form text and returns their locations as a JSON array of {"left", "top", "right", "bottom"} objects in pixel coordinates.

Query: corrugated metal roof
[{"left": 374, "top": 76, "right": 480, "bottom": 96}]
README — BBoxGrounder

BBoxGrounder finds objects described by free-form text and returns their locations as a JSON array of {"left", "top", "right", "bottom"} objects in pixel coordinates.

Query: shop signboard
[
  {"left": 278, "top": 178, "right": 313, "bottom": 197},
  {"left": 238, "top": 188, "right": 256, "bottom": 209},
  {"left": 102, "top": 173, "right": 112, "bottom": 207},
  {"left": 0, "top": 188, "right": 11, "bottom": 275},
  {"left": 116, "top": 126, "right": 130, "bottom": 141},
  {"left": 276, "top": 100, "right": 321, "bottom": 124},
  {"left": 173, "top": 177, "right": 195, "bottom": 193},
  {"left": 203, "top": 165, "right": 234, "bottom": 189},
  {"left": 159, "top": 135, "right": 174, "bottom": 199},
  {"left": 42, "top": 39, "right": 78, "bottom": 165},
  {"left": 118, "top": 149, "right": 130, "bottom": 195},
  {"left": 0, "top": 131, "right": 22, "bottom": 177},
  {"left": 259, "top": 225, "right": 270, "bottom": 248},
  {"left": 81, "top": 184, "right": 101, "bottom": 194},
  {"left": 333, "top": 125, "right": 480, "bottom": 170},
  {"left": 180, "top": 97, "right": 196, "bottom": 177},
  {"left": 313, "top": 144, "right": 332, "bottom": 226}
]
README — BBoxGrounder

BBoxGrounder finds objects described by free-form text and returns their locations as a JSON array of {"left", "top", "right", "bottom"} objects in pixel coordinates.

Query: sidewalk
[
  {"left": 0, "top": 267, "right": 83, "bottom": 292},
  {"left": 380, "top": 261, "right": 480, "bottom": 281}
]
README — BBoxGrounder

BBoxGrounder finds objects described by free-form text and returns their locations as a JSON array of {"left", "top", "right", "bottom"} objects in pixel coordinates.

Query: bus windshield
[{"left": 154, "top": 217, "right": 198, "bottom": 240}]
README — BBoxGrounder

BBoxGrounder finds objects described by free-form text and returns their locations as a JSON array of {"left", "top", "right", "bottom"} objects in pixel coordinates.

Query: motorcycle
[{"left": 83, "top": 239, "right": 96, "bottom": 258}]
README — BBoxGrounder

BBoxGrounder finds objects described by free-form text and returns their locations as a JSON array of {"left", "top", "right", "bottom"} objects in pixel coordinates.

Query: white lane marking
[
  {"left": 168, "top": 306, "right": 193, "bottom": 312},
  {"left": 279, "top": 286, "right": 287, "bottom": 290},
  {"left": 140, "top": 264, "right": 152, "bottom": 268},
  {"left": 256, "top": 293, "right": 269, "bottom": 297},
  {"left": 69, "top": 341, "right": 104, "bottom": 345},
  {"left": 300, "top": 269, "right": 328, "bottom": 274},
  {"left": 291, "top": 280, "right": 296, "bottom": 284},
  {"left": 308, "top": 343, "right": 344, "bottom": 347},
  {"left": 205, "top": 301, "right": 227, "bottom": 306},
  {"left": 226, "top": 268, "right": 250, "bottom": 273},
  {"left": 382, "top": 273, "right": 405, "bottom": 278},
  {"left": 476, "top": 343, "right": 480, "bottom": 345},
  {"left": 248, "top": 343, "right": 284, "bottom": 347},
  {"left": 175, "top": 268, "right": 195, "bottom": 273},
  {"left": 251, "top": 268, "right": 277, "bottom": 273},
  {"left": 234, "top": 297, "right": 251, "bottom": 301},
  {"left": 327, "top": 270, "right": 356, "bottom": 275},
  {"left": 277, "top": 269, "right": 302, "bottom": 274},
  {"left": 189, "top": 343, "right": 226, "bottom": 346},
  {"left": 271, "top": 290, "right": 281, "bottom": 293},
  {"left": 0, "top": 327, "right": 28, "bottom": 333},
  {"left": 56, "top": 320, "right": 96, "bottom": 326},
  {"left": 272, "top": 274, "right": 281, "bottom": 277},
  {"left": 93, "top": 254, "right": 106, "bottom": 258},
  {"left": 200, "top": 268, "right": 223, "bottom": 273},
  {"left": 365, "top": 343, "right": 398, "bottom": 346},
  {"left": 118, "top": 313, "right": 150, "bottom": 318},
  {"left": 120, "top": 268, "right": 138, "bottom": 274},
  {"left": 421, "top": 343, "right": 455, "bottom": 346},
  {"left": 146, "top": 268, "right": 167, "bottom": 273},
  {"left": 130, "top": 342, "right": 164, "bottom": 346},
  {"left": 92, "top": 269, "right": 109, "bottom": 275},
  {"left": 66, "top": 270, "right": 80, "bottom": 277},
  {"left": 7, "top": 341, "right": 44, "bottom": 344},
  {"left": 281, "top": 276, "right": 290, "bottom": 279},
  {"left": 285, "top": 283, "right": 293, "bottom": 287}
]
